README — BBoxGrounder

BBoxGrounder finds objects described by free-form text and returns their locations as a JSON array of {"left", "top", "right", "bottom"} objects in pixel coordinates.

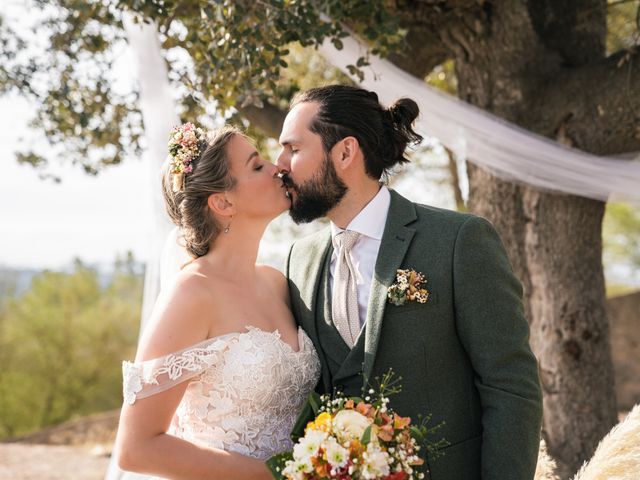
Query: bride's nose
[{"left": 267, "top": 162, "right": 279, "bottom": 176}]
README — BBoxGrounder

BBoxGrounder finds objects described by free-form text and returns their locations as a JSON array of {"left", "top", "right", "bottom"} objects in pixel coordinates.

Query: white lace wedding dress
[{"left": 119, "top": 325, "right": 320, "bottom": 479}]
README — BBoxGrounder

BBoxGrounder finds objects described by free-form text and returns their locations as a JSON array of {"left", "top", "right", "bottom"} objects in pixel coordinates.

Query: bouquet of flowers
[{"left": 268, "top": 372, "right": 447, "bottom": 480}]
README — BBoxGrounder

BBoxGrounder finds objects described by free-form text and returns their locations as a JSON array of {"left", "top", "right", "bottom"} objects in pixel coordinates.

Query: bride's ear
[{"left": 207, "top": 192, "right": 235, "bottom": 218}]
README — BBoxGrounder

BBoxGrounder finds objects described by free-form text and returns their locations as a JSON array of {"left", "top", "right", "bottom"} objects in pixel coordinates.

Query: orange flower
[
  {"left": 377, "top": 423, "right": 395, "bottom": 442},
  {"left": 344, "top": 399, "right": 355, "bottom": 409},
  {"left": 393, "top": 415, "right": 411, "bottom": 430},
  {"left": 349, "top": 439, "right": 365, "bottom": 456},
  {"left": 380, "top": 412, "right": 393, "bottom": 425},
  {"left": 312, "top": 454, "right": 331, "bottom": 477},
  {"left": 356, "top": 401, "right": 375, "bottom": 418}
]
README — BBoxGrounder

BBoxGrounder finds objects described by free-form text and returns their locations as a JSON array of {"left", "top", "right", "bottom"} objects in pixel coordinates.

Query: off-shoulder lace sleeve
[{"left": 122, "top": 337, "right": 229, "bottom": 405}]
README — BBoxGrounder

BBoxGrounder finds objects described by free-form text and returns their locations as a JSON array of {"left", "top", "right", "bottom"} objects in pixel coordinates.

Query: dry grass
[{"left": 573, "top": 404, "right": 640, "bottom": 480}]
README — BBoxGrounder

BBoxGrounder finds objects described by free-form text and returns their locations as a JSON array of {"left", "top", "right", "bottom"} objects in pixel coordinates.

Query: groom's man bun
[
  {"left": 162, "top": 125, "right": 240, "bottom": 258},
  {"left": 291, "top": 85, "right": 423, "bottom": 179}
]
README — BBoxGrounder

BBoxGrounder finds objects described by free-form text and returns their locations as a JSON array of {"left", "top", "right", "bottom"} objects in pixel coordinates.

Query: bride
[{"left": 115, "top": 123, "right": 320, "bottom": 479}]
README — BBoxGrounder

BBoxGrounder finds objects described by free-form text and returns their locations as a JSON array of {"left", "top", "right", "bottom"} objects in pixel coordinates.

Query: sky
[
  {"left": 0, "top": 2, "right": 155, "bottom": 270},
  {"left": 0, "top": 93, "right": 153, "bottom": 270}
]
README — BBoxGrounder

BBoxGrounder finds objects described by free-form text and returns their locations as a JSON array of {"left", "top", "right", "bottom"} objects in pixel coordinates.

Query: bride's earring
[{"left": 224, "top": 216, "right": 233, "bottom": 234}]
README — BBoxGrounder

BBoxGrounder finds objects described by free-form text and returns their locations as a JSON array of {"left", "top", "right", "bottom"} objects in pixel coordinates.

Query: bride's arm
[{"left": 115, "top": 273, "right": 272, "bottom": 480}]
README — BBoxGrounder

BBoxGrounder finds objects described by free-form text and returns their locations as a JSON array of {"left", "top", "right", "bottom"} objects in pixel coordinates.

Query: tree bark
[{"left": 390, "top": 0, "right": 625, "bottom": 475}]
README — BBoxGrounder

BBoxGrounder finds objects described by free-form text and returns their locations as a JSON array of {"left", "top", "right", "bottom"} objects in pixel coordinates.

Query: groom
[{"left": 276, "top": 85, "right": 542, "bottom": 480}]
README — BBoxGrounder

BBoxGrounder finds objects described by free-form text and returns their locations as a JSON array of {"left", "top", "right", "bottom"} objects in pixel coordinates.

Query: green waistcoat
[{"left": 314, "top": 248, "right": 367, "bottom": 396}]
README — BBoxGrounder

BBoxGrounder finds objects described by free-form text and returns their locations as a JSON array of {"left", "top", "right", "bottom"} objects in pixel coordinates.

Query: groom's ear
[
  {"left": 207, "top": 192, "right": 235, "bottom": 218},
  {"left": 333, "top": 136, "right": 360, "bottom": 171}
]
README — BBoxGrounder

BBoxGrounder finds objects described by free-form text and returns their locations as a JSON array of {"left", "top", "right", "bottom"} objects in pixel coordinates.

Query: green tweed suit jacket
[{"left": 285, "top": 190, "right": 543, "bottom": 480}]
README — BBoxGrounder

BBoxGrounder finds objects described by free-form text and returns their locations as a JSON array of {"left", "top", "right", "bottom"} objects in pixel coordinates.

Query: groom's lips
[{"left": 278, "top": 172, "right": 295, "bottom": 199}]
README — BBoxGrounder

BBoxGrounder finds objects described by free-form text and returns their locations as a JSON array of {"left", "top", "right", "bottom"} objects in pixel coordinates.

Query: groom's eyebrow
[
  {"left": 280, "top": 138, "right": 300, "bottom": 147},
  {"left": 245, "top": 151, "right": 259, "bottom": 165}
]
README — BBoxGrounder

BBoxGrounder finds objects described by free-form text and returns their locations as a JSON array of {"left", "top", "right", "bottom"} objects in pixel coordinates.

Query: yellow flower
[{"left": 311, "top": 412, "right": 332, "bottom": 432}]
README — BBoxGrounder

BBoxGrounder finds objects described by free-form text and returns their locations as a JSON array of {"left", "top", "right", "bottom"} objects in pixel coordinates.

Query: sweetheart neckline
[{"left": 194, "top": 325, "right": 309, "bottom": 355}]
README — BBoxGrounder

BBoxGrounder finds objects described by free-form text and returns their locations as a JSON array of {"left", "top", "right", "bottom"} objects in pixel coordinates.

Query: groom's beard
[{"left": 284, "top": 153, "right": 347, "bottom": 224}]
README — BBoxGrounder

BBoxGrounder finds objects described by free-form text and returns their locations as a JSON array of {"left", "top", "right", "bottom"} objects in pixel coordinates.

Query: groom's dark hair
[{"left": 290, "top": 85, "right": 423, "bottom": 179}]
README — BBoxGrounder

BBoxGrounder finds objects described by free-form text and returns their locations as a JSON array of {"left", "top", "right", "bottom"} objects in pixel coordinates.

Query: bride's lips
[
  {"left": 278, "top": 172, "right": 294, "bottom": 199},
  {"left": 279, "top": 179, "right": 292, "bottom": 199}
]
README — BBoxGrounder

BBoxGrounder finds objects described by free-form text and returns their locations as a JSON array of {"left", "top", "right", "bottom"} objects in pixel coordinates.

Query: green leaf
[
  {"left": 290, "top": 391, "right": 322, "bottom": 441},
  {"left": 361, "top": 424, "right": 372, "bottom": 445},
  {"left": 266, "top": 451, "right": 293, "bottom": 479}
]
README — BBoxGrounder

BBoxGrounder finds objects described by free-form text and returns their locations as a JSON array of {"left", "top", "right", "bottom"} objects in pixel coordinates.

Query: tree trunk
[{"left": 454, "top": 1, "right": 618, "bottom": 475}]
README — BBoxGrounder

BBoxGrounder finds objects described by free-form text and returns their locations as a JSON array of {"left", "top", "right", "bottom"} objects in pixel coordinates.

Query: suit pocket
[{"left": 426, "top": 434, "right": 481, "bottom": 480}]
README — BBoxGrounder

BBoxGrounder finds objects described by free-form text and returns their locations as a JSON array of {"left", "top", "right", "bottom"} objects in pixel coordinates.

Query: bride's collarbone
[{"left": 205, "top": 280, "right": 298, "bottom": 344}]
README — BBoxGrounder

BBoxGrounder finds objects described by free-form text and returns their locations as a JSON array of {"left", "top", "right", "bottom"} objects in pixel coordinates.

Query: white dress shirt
[{"left": 330, "top": 186, "right": 391, "bottom": 329}]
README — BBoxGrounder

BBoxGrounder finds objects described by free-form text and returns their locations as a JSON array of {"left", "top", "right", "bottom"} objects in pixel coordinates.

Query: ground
[
  {"left": 0, "top": 410, "right": 118, "bottom": 480},
  {"left": 0, "top": 443, "right": 110, "bottom": 480}
]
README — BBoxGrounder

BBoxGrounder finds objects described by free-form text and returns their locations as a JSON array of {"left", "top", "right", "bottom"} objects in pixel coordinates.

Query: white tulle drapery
[
  {"left": 121, "top": 14, "right": 180, "bottom": 331},
  {"left": 104, "top": 13, "right": 180, "bottom": 480},
  {"left": 318, "top": 36, "right": 640, "bottom": 205}
]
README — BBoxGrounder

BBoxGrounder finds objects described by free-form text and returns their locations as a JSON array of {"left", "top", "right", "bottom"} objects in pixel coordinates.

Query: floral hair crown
[{"left": 168, "top": 122, "right": 206, "bottom": 192}]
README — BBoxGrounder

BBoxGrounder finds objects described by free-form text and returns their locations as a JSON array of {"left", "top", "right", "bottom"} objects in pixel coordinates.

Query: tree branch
[
  {"left": 529, "top": 47, "right": 640, "bottom": 155},
  {"left": 237, "top": 102, "right": 287, "bottom": 139},
  {"left": 387, "top": 25, "right": 451, "bottom": 77},
  {"left": 385, "top": 0, "right": 489, "bottom": 78}
]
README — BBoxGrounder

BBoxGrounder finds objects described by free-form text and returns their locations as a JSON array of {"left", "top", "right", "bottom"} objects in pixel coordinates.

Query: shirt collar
[{"left": 330, "top": 185, "right": 391, "bottom": 242}]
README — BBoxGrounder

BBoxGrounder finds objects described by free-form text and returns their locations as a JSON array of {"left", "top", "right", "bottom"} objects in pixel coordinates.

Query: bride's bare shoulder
[{"left": 137, "top": 264, "right": 219, "bottom": 361}]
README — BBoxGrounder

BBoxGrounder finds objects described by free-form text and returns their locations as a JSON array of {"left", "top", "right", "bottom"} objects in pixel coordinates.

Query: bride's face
[{"left": 224, "top": 134, "right": 290, "bottom": 220}]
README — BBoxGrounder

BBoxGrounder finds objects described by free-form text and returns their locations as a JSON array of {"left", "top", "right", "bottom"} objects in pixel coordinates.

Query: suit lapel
[
  {"left": 296, "top": 228, "right": 332, "bottom": 353},
  {"left": 363, "top": 190, "right": 417, "bottom": 383}
]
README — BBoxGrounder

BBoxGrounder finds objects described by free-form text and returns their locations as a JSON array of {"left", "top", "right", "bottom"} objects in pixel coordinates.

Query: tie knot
[{"left": 335, "top": 230, "right": 360, "bottom": 251}]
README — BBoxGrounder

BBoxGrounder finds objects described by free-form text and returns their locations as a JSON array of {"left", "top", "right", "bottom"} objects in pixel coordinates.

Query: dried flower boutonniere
[{"left": 387, "top": 268, "right": 429, "bottom": 306}]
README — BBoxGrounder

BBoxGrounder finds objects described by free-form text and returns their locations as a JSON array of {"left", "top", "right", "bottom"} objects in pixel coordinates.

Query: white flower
[
  {"left": 293, "top": 428, "right": 326, "bottom": 460},
  {"left": 324, "top": 437, "right": 349, "bottom": 469},
  {"left": 361, "top": 443, "right": 391, "bottom": 479},
  {"left": 282, "top": 459, "right": 311, "bottom": 480},
  {"left": 333, "top": 409, "right": 371, "bottom": 441}
]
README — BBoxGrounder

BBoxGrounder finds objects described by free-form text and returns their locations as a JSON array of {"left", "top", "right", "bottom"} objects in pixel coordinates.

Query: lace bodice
[{"left": 122, "top": 326, "right": 320, "bottom": 460}]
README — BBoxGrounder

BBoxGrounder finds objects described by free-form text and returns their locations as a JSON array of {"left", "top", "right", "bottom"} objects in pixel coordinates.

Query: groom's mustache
[{"left": 279, "top": 172, "right": 297, "bottom": 191}]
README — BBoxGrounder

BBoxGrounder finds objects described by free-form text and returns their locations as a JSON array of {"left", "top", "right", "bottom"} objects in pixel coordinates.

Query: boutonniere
[{"left": 387, "top": 268, "right": 429, "bottom": 306}]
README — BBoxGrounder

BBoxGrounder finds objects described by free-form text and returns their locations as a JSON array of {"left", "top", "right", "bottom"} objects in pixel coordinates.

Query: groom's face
[{"left": 277, "top": 102, "right": 347, "bottom": 224}]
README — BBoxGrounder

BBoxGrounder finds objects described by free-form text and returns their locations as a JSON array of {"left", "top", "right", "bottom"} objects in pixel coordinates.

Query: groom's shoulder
[
  {"left": 286, "top": 226, "right": 331, "bottom": 280},
  {"left": 411, "top": 201, "right": 478, "bottom": 231},
  {"left": 289, "top": 225, "right": 331, "bottom": 255},
  {"left": 391, "top": 189, "right": 475, "bottom": 230}
]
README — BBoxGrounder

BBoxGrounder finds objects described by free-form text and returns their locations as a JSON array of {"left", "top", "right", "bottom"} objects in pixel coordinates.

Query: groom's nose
[{"left": 276, "top": 149, "right": 290, "bottom": 172}]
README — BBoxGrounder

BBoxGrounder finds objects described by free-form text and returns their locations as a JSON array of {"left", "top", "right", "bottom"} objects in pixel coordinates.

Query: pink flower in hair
[{"left": 168, "top": 123, "right": 205, "bottom": 191}]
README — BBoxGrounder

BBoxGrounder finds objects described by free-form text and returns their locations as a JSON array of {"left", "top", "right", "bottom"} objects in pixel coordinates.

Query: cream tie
[{"left": 332, "top": 230, "right": 361, "bottom": 348}]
